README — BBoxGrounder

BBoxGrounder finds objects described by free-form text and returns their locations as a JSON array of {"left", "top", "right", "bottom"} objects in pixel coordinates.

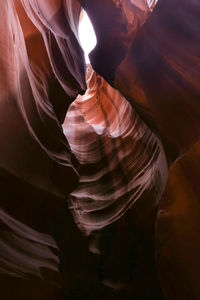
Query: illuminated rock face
[
  {"left": 64, "top": 66, "right": 168, "bottom": 234},
  {"left": 0, "top": 0, "right": 200, "bottom": 299}
]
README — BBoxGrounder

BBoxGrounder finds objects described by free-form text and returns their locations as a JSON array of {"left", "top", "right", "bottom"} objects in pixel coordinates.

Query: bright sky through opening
[{"left": 79, "top": 11, "right": 97, "bottom": 64}]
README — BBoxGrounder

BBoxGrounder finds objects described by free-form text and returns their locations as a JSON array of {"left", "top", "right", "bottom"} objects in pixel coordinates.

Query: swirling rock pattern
[
  {"left": 0, "top": 0, "right": 85, "bottom": 298},
  {"left": 64, "top": 66, "right": 168, "bottom": 234},
  {"left": 0, "top": 0, "right": 200, "bottom": 299}
]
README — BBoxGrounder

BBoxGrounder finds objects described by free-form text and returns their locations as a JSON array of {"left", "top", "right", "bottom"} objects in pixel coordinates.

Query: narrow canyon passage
[{"left": 0, "top": 1, "right": 200, "bottom": 299}]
